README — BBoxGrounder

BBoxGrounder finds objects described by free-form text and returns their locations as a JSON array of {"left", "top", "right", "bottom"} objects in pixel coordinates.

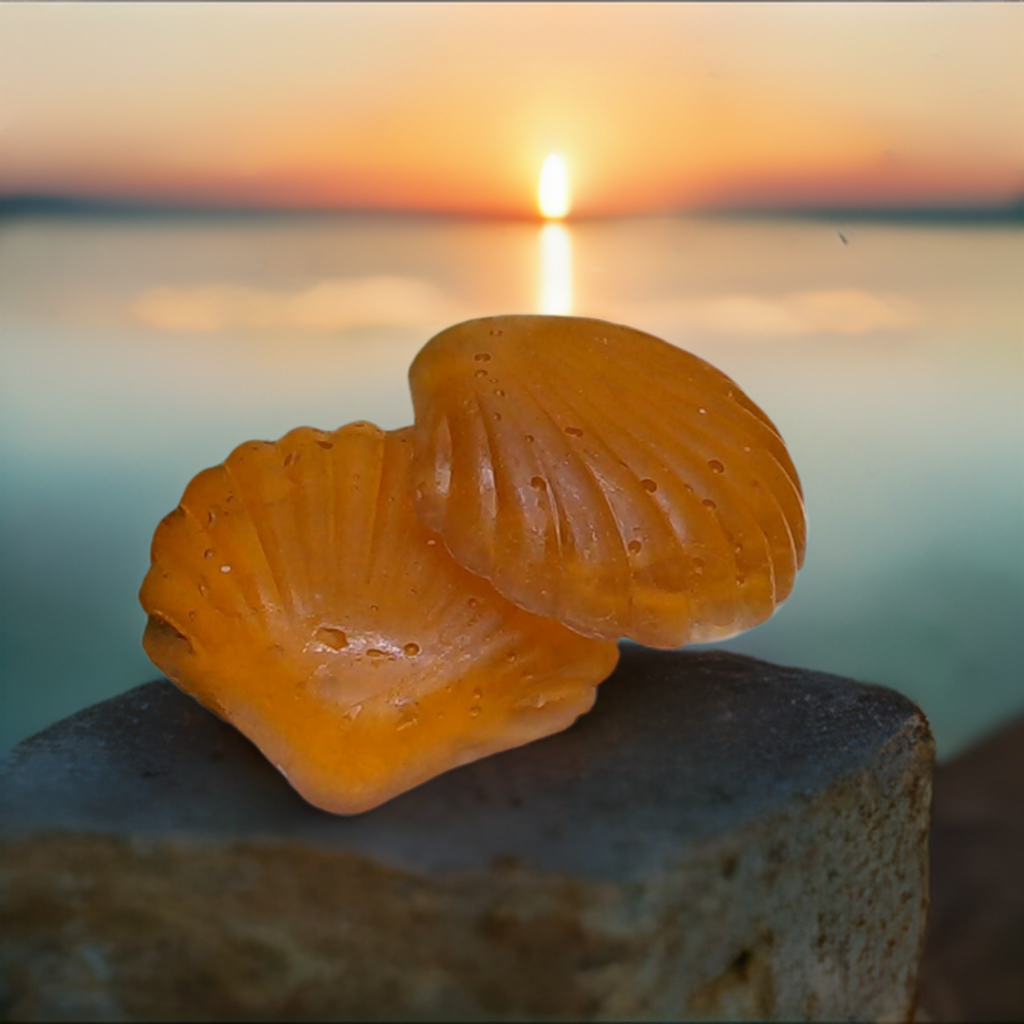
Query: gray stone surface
[
  {"left": 0, "top": 646, "right": 933, "bottom": 1021},
  {"left": 918, "top": 715, "right": 1024, "bottom": 1022}
]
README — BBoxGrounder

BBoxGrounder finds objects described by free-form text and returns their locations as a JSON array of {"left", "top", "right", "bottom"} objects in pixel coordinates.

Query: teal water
[{"left": 1, "top": 213, "right": 1021, "bottom": 757}]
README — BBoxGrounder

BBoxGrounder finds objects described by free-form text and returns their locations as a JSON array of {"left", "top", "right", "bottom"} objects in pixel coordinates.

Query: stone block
[{"left": 0, "top": 647, "right": 933, "bottom": 1021}]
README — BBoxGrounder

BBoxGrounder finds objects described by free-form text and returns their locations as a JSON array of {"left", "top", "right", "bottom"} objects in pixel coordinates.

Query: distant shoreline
[{"left": 1, "top": 194, "right": 1022, "bottom": 226}]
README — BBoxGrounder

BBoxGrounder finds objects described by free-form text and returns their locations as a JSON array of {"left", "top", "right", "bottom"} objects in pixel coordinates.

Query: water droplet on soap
[
  {"left": 641, "top": 478, "right": 658, "bottom": 493},
  {"left": 346, "top": 703, "right": 363, "bottom": 720},
  {"left": 366, "top": 649, "right": 386, "bottom": 660},
  {"left": 534, "top": 694, "right": 548, "bottom": 709},
  {"left": 708, "top": 460, "right": 725, "bottom": 474},
  {"left": 525, "top": 434, "right": 535, "bottom": 443},
  {"left": 692, "top": 557, "right": 705, "bottom": 574},
  {"left": 475, "top": 352, "right": 491, "bottom": 361},
  {"left": 198, "top": 583, "right": 208, "bottom": 596},
  {"left": 703, "top": 499, "right": 717, "bottom": 510},
  {"left": 698, "top": 407, "right": 707, "bottom": 415},
  {"left": 203, "top": 549, "right": 214, "bottom": 560},
  {"left": 531, "top": 476, "right": 546, "bottom": 490},
  {"left": 493, "top": 413, "right": 502, "bottom": 421},
  {"left": 494, "top": 388, "right": 505, "bottom": 398},
  {"left": 469, "top": 706, "right": 481, "bottom": 718},
  {"left": 467, "top": 597, "right": 479, "bottom": 608},
  {"left": 565, "top": 426, "right": 583, "bottom": 437},
  {"left": 284, "top": 451, "right": 300, "bottom": 468},
  {"left": 220, "top": 565, "right": 232, "bottom": 574},
  {"left": 403, "top": 642, "right": 421, "bottom": 657},
  {"left": 474, "top": 369, "right": 488, "bottom": 378},
  {"left": 317, "top": 440, "right": 334, "bottom": 450},
  {"left": 628, "top": 540, "right": 642, "bottom": 555},
  {"left": 472, "top": 688, "right": 482, "bottom": 701}
]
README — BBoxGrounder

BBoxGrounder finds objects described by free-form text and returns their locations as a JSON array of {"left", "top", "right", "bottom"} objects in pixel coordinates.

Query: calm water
[{"left": 1, "top": 212, "right": 1021, "bottom": 758}]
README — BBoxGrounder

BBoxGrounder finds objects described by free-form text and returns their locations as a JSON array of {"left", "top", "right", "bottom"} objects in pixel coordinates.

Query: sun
[{"left": 538, "top": 155, "right": 571, "bottom": 220}]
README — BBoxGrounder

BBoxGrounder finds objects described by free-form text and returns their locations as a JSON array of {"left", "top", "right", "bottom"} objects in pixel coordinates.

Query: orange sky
[{"left": 1, "top": 4, "right": 1021, "bottom": 217}]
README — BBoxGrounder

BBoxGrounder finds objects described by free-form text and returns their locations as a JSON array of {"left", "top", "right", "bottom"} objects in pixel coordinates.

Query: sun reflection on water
[{"left": 538, "top": 223, "right": 572, "bottom": 315}]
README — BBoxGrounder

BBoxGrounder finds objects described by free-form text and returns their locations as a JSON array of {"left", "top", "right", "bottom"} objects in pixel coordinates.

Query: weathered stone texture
[{"left": 0, "top": 647, "right": 933, "bottom": 1021}]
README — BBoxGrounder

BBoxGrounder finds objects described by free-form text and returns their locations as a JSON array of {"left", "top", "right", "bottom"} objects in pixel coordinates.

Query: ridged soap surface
[
  {"left": 139, "top": 422, "right": 619, "bottom": 815},
  {"left": 410, "top": 316, "right": 806, "bottom": 648}
]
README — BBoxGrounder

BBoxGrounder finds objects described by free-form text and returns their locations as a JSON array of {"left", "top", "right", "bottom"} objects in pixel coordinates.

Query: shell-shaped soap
[
  {"left": 409, "top": 315, "right": 806, "bottom": 648},
  {"left": 139, "top": 422, "right": 619, "bottom": 815}
]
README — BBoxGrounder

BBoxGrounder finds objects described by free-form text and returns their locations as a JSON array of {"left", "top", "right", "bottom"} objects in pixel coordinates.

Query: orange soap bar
[
  {"left": 139, "top": 422, "right": 618, "bottom": 815},
  {"left": 409, "top": 315, "right": 806, "bottom": 649}
]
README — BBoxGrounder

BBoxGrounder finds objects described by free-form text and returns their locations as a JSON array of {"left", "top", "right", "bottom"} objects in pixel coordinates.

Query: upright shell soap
[
  {"left": 409, "top": 315, "right": 806, "bottom": 648},
  {"left": 140, "top": 422, "right": 619, "bottom": 815}
]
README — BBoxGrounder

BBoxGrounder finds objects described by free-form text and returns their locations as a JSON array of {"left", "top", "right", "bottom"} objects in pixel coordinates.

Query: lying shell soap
[
  {"left": 409, "top": 315, "right": 806, "bottom": 648},
  {"left": 140, "top": 421, "right": 619, "bottom": 814}
]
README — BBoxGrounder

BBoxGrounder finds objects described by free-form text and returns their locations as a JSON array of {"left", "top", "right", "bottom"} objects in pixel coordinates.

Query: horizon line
[{"left": 1, "top": 192, "right": 1022, "bottom": 226}]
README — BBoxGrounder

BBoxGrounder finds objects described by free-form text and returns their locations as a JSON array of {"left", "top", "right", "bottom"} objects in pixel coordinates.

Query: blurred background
[{"left": 1, "top": 3, "right": 1021, "bottom": 759}]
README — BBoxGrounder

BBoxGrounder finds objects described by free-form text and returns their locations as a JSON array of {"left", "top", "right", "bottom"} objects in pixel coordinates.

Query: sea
[{"left": 1, "top": 210, "right": 1021, "bottom": 758}]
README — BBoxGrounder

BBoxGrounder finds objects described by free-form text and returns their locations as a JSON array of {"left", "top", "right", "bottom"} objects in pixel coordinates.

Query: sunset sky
[{"left": 1, "top": 3, "right": 1021, "bottom": 217}]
